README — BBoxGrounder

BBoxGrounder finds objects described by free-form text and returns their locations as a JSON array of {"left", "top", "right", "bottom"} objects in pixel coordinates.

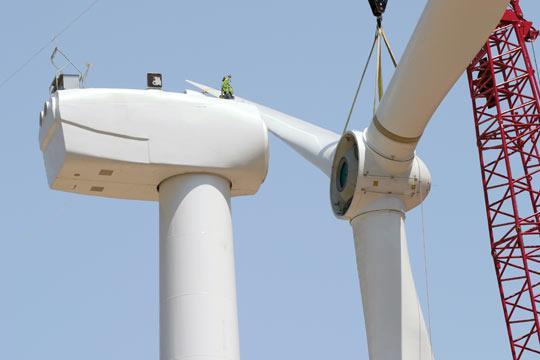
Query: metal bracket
[{"left": 50, "top": 47, "right": 92, "bottom": 88}]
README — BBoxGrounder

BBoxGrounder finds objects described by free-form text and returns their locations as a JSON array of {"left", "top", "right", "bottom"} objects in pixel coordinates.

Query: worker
[{"left": 221, "top": 75, "right": 234, "bottom": 99}]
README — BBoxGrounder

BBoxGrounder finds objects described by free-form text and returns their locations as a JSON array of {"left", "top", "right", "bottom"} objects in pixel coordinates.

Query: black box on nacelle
[{"left": 50, "top": 74, "right": 80, "bottom": 94}]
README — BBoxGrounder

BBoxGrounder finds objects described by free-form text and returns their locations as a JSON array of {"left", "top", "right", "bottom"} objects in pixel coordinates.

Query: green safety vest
[{"left": 222, "top": 78, "right": 233, "bottom": 94}]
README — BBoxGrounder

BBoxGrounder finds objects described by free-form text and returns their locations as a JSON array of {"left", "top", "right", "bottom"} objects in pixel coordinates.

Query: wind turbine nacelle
[
  {"left": 39, "top": 88, "right": 268, "bottom": 201},
  {"left": 330, "top": 131, "right": 431, "bottom": 220}
]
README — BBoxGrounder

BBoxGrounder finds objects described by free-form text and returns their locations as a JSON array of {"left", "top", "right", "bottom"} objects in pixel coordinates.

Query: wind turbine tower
[{"left": 38, "top": 77, "right": 268, "bottom": 360}]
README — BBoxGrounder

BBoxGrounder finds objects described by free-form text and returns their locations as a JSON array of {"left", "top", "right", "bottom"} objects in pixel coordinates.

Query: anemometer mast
[{"left": 467, "top": 0, "right": 540, "bottom": 357}]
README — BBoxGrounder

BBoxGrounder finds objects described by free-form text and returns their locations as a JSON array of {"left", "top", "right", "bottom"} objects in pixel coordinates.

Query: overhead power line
[{"left": 0, "top": 0, "right": 100, "bottom": 90}]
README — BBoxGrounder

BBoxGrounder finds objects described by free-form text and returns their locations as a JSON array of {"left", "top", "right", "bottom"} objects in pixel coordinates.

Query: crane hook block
[{"left": 368, "top": 0, "right": 388, "bottom": 18}]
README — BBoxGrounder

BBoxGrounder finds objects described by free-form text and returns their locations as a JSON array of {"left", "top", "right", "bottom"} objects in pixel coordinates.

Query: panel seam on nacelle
[{"left": 61, "top": 119, "right": 150, "bottom": 141}]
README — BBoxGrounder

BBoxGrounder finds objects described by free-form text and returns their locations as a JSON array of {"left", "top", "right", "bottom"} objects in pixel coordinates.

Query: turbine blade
[
  {"left": 351, "top": 198, "right": 433, "bottom": 359},
  {"left": 366, "top": 0, "right": 509, "bottom": 160},
  {"left": 254, "top": 104, "right": 340, "bottom": 177},
  {"left": 187, "top": 80, "right": 340, "bottom": 176},
  {"left": 186, "top": 80, "right": 222, "bottom": 98}
]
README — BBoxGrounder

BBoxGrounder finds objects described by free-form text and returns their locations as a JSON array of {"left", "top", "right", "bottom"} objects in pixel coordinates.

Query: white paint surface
[
  {"left": 39, "top": 88, "right": 268, "bottom": 200},
  {"left": 351, "top": 199, "right": 433, "bottom": 360},
  {"left": 159, "top": 174, "right": 240, "bottom": 360}
]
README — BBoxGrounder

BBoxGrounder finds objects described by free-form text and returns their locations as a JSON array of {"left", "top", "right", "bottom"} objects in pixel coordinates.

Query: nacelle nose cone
[{"left": 39, "top": 89, "right": 268, "bottom": 200}]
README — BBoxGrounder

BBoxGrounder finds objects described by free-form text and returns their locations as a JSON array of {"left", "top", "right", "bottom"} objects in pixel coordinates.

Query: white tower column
[
  {"left": 159, "top": 174, "right": 240, "bottom": 360},
  {"left": 351, "top": 203, "right": 432, "bottom": 360}
]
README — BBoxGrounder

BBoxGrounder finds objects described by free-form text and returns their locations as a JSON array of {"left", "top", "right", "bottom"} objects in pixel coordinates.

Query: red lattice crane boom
[{"left": 466, "top": 0, "right": 540, "bottom": 357}]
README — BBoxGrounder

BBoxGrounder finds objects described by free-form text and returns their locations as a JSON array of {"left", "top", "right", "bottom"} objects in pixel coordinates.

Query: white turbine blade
[
  {"left": 367, "top": 0, "right": 508, "bottom": 159},
  {"left": 187, "top": 80, "right": 340, "bottom": 176},
  {"left": 254, "top": 105, "right": 340, "bottom": 176},
  {"left": 352, "top": 200, "right": 432, "bottom": 359},
  {"left": 186, "top": 80, "right": 223, "bottom": 98}
]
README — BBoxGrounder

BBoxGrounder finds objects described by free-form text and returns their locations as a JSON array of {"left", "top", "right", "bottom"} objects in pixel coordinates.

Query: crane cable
[
  {"left": 342, "top": 29, "right": 379, "bottom": 134},
  {"left": 373, "top": 27, "right": 399, "bottom": 111},
  {"left": 373, "top": 28, "right": 383, "bottom": 115},
  {"left": 421, "top": 201, "right": 434, "bottom": 359},
  {"left": 342, "top": 24, "right": 398, "bottom": 134},
  {"left": 417, "top": 162, "right": 434, "bottom": 359},
  {"left": 0, "top": 0, "right": 100, "bottom": 91}
]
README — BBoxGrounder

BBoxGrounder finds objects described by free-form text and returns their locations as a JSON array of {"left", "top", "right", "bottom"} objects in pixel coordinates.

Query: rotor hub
[{"left": 330, "top": 131, "right": 431, "bottom": 219}]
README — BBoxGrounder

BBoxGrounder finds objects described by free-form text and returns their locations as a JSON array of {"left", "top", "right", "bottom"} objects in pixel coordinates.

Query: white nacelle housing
[{"left": 39, "top": 88, "right": 269, "bottom": 200}]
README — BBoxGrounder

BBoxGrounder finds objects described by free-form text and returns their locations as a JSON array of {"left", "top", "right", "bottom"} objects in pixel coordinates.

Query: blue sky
[{"left": 1, "top": 1, "right": 539, "bottom": 359}]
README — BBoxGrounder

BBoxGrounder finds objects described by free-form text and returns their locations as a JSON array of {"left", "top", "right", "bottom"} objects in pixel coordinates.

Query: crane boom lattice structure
[{"left": 467, "top": 1, "right": 540, "bottom": 358}]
